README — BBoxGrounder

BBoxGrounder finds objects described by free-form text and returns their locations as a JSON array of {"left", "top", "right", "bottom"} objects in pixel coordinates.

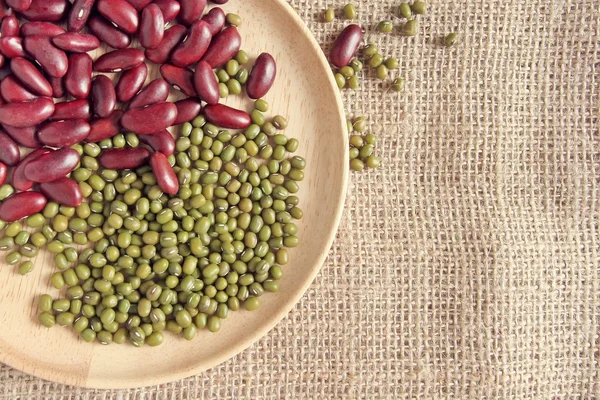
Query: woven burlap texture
[{"left": 2, "top": 0, "right": 599, "bottom": 398}]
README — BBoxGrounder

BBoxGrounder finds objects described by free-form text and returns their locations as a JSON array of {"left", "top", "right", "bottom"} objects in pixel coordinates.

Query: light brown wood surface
[{"left": 0, "top": 0, "right": 347, "bottom": 389}]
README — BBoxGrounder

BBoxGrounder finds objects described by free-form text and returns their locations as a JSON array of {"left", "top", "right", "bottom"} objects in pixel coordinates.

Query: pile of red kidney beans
[{"left": 0, "top": 0, "right": 277, "bottom": 223}]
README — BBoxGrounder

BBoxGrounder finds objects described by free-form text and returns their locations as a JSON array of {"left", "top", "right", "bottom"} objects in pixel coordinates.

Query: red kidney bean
[
  {"left": 50, "top": 99, "right": 91, "bottom": 121},
  {"left": 49, "top": 76, "right": 65, "bottom": 97},
  {"left": 91, "top": 75, "right": 116, "bottom": 118},
  {"left": 145, "top": 24, "right": 186, "bottom": 64},
  {"left": 1, "top": 15, "right": 20, "bottom": 37},
  {"left": 200, "top": 26, "right": 241, "bottom": 68},
  {"left": 0, "top": 97, "right": 54, "bottom": 127},
  {"left": 24, "top": 35, "right": 68, "bottom": 78},
  {"left": 246, "top": 53, "right": 277, "bottom": 99},
  {"left": 65, "top": 53, "right": 92, "bottom": 99},
  {"left": 203, "top": 104, "right": 251, "bottom": 129},
  {"left": 150, "top": 152, "right": 178, "bottom": 195},
  {"left": 68, "top": 0, "right": 95, "bottom": 32},
  {"left": 116, "top": 62, "right": 147, "bottom": 102},
  {"left": 128, "top": 78, "right": 169, "bottom": 109},
  {"left": 52, "top": 33, "right": 100, "bottom": 53},
  {"left": 178, "top": 0, "right": 206, "bottom": 26},
  {"left": 86, "top": 109, "right": 122, "bottom": 142},
  {"left": 12, "top": 148, "right": 50, "bottom": 190},
  {"left": 194, "top": 60, "right": 219, "bottom": 105},
  {"left": 20, "top": 22, "right": 66, "bottom": 37},
  {"left": 0, "top": 75, "right": 38, "bottom": 102},
  {"left": 201, "top": 7, "right": 225, "bottom": 36},
  {"left": 121, "top": 102, "right": 178, "bottom": 134},
  {"left": 173, "top": 98, "right": 202, "bottom": 125},
  {"left": 153, "top": 0, "right": 180, "bottom": 23},
  {"left": 97, "top": 0, "right": 139, "bottom": 34},
  {"left": 6, "top": 0, "right": 32, "bottom": 12},
  {"left": 3, "top": 125, "right": 41, "bottom": 148},
  {"left": 0, "top": 37, "right": 26, "bottom": 59},
  {"left": 0, "top": 162, "right": 6, "bottom": 186},
  {"left": 10, "top": 57, "right": 53, "bottom": 97},
  {"left": 20, "top": 0, "right": 68, "bottom": 22},
  {"left": 139, "top": 4, "right": 164, "bottom": 49},
  {"left": 125, "top": 0, "right": 150, "bottom": 10},
  {"left": 329, "top": 24, "right": 363, "bottom": 68},
  {"left": 24, "top": 148, "right": 80, "bottom": 183},
  {"left": 38, "top": 119, "right": 90, "bottom": 147},
  {"left": 139, "top": 129, "right": 175, "bottom": 155},
  {"left": 39, "top": 177, "right": 83, "bottom": 207},
  {"left": 99, "top": 147, "right": 150, "bottom": 169},
  {"left": 0, "top": 130, "right": 20, "bottom": 165},
  {"left": 94, "top": 48, "right": 145, "bottom": 72},
  {"left": 171, "top": 20, "right": 211, "bottom": 67},
  {"left": 160, "top": 64, "right": 196, "bottom": 96},
  {"left": 0, "top": 192, "right": 48, "bottom": 222},
  {"left": 88, "top": 15, "right": 131, "bottom": 49}
]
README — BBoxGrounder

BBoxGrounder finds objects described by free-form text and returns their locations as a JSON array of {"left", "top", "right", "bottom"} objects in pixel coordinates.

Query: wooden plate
[{"left": 0, "top": 0, "right": 347, "bottom": 389}]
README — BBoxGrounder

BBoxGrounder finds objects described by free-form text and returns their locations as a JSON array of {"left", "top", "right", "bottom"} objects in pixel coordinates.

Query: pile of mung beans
[{"left": 0, "top": 0, "right": 306, "bottom": 346}]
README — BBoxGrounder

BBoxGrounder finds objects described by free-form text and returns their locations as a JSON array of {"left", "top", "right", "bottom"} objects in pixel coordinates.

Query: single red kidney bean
[
  {"left": 122, "top": 102, "right": 178, "bottom": 134},
  {"left": 65, "top": 53, "right": 92, "bottom": 99},
  {"left": 24, "top": 148, "right": 80, "bottom": 183},
  {"left": 24, "top": 35, "right": 68, "bottom": 78},
  {"left": 6, "top": 0, "right": 32, "bottom": 12},
  {"left": 124, "top": 0, "right": 150, "bottom": 10},
  {"left": 97, "top": 0, "right": 138, "bottom": 34},
  {"left": 39, "top": 177, "right": 83, "bottom": 207},
  {"left": 94, "top": 48, "right": 145, "bottom": 72},
  {"left": 173, "top": 98, "right": 202, "bottom": 125},
  {"left": 0, "top": 162, "right": 6, "bottom": 186},
  {"left": 139, "top": 129, "right": 175, "bottom": 155},
  {"left": 86, "top": 109, "right": 123, "bottom": 142},
  {"left": 193, "top": 61, "right": 219, "bottom": 105},
  {"left": 88, "top": 15, "right": 131, "bottom": 49},
  {"left": 1, "top": 15, "right": 20, "bottom": 37},
  {"left": 20, "top": 0, "right": 68, "bottom": 22},
  {"left": 99, "top": 147, "right": 150, "bottom": 169},
  {"left": 160, "top": 64, "right": 196, "bottom": 96},
  {"left": 0, "top": 192, "right": 47, "bottom": 222},
  {"left": 0, "top": 97, "right": 54, "bottom": 127},
  {"left": 204, "top": 104, "right": 251, "bottom": 129},
  {"left": 329, "top": 24, "right": 363, "bottom": 68},
  {"left": 246, "top": 53, "right": 277, "bottom": 99},
  {"left": 91, "top": 75, "right": 116, "bottom": 118},
  {"left": 128, "top": 78, "right": 169, "bottom": 109},
  {"left": 0, "top": 75, "right": 38, "bottom": 102},
  {"left": 200, "top": 26, "right": 241, "bottom": 68},
  {"left": 12, "top": 148, "right": 50, "bottom": 190},
  {"left": 50, "top": 99, "right": 91, "bottom": 121},
  {"left": 10, "top": 57, "right": 53, "bottom": 97},
  {"left": 52, "top": 33, "right": 100, "bottom": 53},
  {"left": 68, "top": 0, "right": 95, "bottom": 32},
  {"left": 49, "top": 76, "right": 65, "bottom": 98},
  {"left": 0, "top": 37, "right": 26, "bottom": 59},
  {"left": 116, "top": 62, "right": 147, "bottom": 102},
  {"left": 171, "top": 20, "right": 211, "bottom": 67},
  {"left": 150, "top": 152, "right": 178, "bottom": 195},
  {"left": 20, "top": 21, "right": 66, "bottom": 37},
  {"left": 139, "top": 4, "right": 164, "bottom": 49},
  {"left": 3, "top": 124, "right": 41, "bottom": 148},
  {"left": 0, "top": 130, "right": 20, "bottom": 165},
  {"left": 38, "top": 119, "right": 90, "bottom": 147},
  {"left": 201, "top": 7, "right": 225, "bottom": 36},
  {"left": 178, "top": 0, "right": 206, "bottom": 26},
  {"left": 153, "top": 0, "right": 180, "bottom": 23},
  {"left": 145, "top": 24, "right": 186, "bottom": 64}
]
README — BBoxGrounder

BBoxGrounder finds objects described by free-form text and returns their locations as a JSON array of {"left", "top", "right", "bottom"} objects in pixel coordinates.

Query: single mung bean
[
  {"left": 391, "top": 77, "right": 405, "bottom": 92},
  {"left": 403, "top": 19, "right": 417, "bottom": 36},
  {"left": 384, "top": 57, "right": 399, "bottom": 69},
  {"left": 343, "top": 3, "right": 357, "bottom": 19},
  {"left": 226, "top": 13, "right": 242, "bottom": 26},
  {"left": 324, "top": 7, "right": 335, "bottom": 22},
  {"left": 412, "top": 0, "right": 426, "bottom": 14},
  {"left": 443, "top": 32, "right": 458, "bottom": 47},
  {"left": 350, "top": 158, "right": 365, "bottom": 171},
  {"left": 235, "top": 50, "right": 249, "bottom": 64},
  {"left": 335, "top": 73, "right": 346, "bottom": 89},
  {"left": 376, "top": 64, "right": 389, "bottom": 80},
  {"left": 369, "top": 53, "right": 384, "bottom": 68},
  {"left": 377, "top": 20, "right": 393, "bottom": 33}
]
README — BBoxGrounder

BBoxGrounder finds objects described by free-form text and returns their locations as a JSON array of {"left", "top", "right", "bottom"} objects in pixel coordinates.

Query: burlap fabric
[{"left": 2, "top": 0, "right": 599, "bottom": 398}]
